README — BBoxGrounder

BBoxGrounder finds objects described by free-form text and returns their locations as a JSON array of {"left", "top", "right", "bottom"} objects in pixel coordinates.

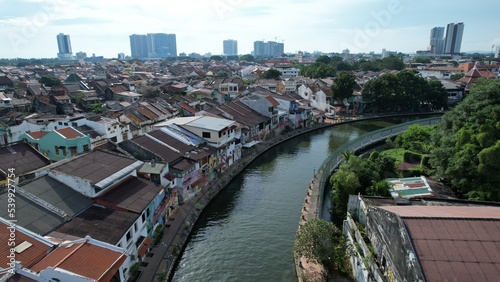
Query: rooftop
[
  {"left": 53, "top": 205, "right": 139, "bottom": 245},
  {"left": 30, "top": 239, "right": 126, "bottom": 282},
  {"left": 0, "top": 218, "right": 54, "bottom": 269},
  {"left": 95, "top": 177, "right": 161, "bottom": 214},
  {"left": 20, "top": 175, "right": 92, "bottom": 218},
  {"left": 55, "top": 127, "right": 84, "bottom": 139},
  {"left": 0, "top": 143, "right": 50, "bottom": 177},
  {"left": 51, "top": 150, "right": 141, "bottom": 185},
  {"left": 185, "top": 115, "right": 235, "bottom": 132},
  {"left": 380, "top": 205, "right": 500, "bottom": 282}
]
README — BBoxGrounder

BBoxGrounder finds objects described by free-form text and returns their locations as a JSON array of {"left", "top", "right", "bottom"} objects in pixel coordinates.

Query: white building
[{"left": 298, "top": 84, "right": 330, "bottom": 112}]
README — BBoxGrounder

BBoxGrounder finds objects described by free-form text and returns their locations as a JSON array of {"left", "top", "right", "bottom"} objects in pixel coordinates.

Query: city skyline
[{"left": 1, "top": 0, "right": 499, "bottom": 58}]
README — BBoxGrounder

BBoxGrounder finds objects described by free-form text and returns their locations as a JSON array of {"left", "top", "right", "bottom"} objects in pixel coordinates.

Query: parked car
[{"left": 325, "top": 113, "right": 335, "bottom": 119}]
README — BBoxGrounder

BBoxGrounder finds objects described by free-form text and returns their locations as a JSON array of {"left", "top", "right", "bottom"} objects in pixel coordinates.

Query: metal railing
[{"left": 314, "top": 117, "right": 441, "bottom": 218}]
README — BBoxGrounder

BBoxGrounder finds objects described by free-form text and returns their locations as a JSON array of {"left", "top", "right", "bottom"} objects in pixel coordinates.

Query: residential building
[
  {"left": 297, "top": 84, "right": 331, "bottom": 112},
  {"left": 223, "top": 39, "right": 238, "bottom": 56},
  {"left": 345, "top": 195, "right": 500, "bottom": 282},
  {"left": 130, "top": 34, "right": 148, "bottom": 59},
  {"left": 0, "top": 92, "right": 13, "bottom": 109},
  {"left": 56, "top": 33, "right": 74, "bottom": 61},
  {"left": 239, "top": 94, "right": 279, "bottom": 129},
  {"left": 0, "top": 174, "right": 93, "bottom": 235},
  {"left": 45, "top": 150, "right": 143, "bottom": 197},
  {"left": 0, "top": 76, "right": 14, "bottom": 90},
  {"left": 277, "top": 80, "right": 297, "bottom": 94},
  {"left": 147, "top": 33, "right": 177, "bottom": 58},
  {"left": 19, "top": 127, "right": 91, "bottom": 162},
  {"left": 274, "top": 64, "right": 299, "bottom": 78},
  {"left": 444, "top": 22, "right": 464, "bottom": 54},
  {"left": 0, "top": 217, "right": 55, "bottom": 279},
  {"left": 29, "top": 237, "right": 128, "bottom": 282},
  {"left": 253, "top": 40, "right": 284, "bottom": 57},
  {"left": 429, "top": 27, "right": 445, "bottom": 54},
  {"left": 0, "top": 143, "right": 50, "bottom": 184}
]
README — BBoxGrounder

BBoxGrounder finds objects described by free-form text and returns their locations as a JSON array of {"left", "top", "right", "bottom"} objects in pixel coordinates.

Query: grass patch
[{"left": 380, "top": 148, "right": 406, "bottom": 163}]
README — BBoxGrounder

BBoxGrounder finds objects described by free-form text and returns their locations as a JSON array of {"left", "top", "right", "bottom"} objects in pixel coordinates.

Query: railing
[{"left": 314, "top": 117, "right": 441, "bottom": 218}]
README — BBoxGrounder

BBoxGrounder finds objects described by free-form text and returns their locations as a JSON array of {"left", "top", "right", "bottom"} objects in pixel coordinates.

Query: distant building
[
  {"left": 429, "top": 27, "right": 445, "bottom": 54},
  {"left": 118, "top": 52, "right": 126, "bottom": 60},
  {"left": 56, "top": 33, "right": 74, "bottom": 60},
  {"left": 444, "top": 22, "right": 464, "bottom": 54},
  {"left": 75, "top": 51, "right": 87, "bottom": 60},
  {"left": 495, "top": 45, "right": 500, "bottom": 59},
  {"left": 223, "top": 39, "right": 238, "bottom": 56},
  {"left": 147, "top": 33, "right": 177, "bottom": 58},
  {"left": 253, "top": 40, "right": 284, "bottom": 57},
  {"left": 130, "top": 34, "right": 148, "bottom": 59}
]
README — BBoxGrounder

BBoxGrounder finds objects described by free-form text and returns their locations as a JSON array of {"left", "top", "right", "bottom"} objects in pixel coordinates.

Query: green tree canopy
[
  {"left": 315, "top": 55, "right": 331, "bottom": 64},
  {"left": 294, "top": 218, "right": 350, "bottom": 274},
  {"left": 431, "top": 79, "right": 500, "bottom": 201},
  {"left": 331, "top": 71, "right": 356, "bottom": 101},
  {"left": 39, "top": 76, "right": 62, "bottom": 87},
  {"left": 260, "top": 68, "right": 282, "bottom": 80},
  {"left": 210, "top": 55, "right": 224, "bottom": 61},
  {"left": 240, "top": 54, "right": 255, "bottom": 62}
]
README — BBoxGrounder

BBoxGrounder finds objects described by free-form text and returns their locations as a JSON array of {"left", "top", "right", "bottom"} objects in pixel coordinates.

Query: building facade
[
  {"left": 223, "top": 39, "right": 238, "bottom": 56},
  {"left": 429, "top": 27, "right": 445, "bottom": 54},
  {"left": 253, "top": 40, "right": 284, "bottom": 57},
  {"left": 444, "top": 22, "right": 464, "bottom": 54},
  {"left": 130, "top": 34, "right": 148, "bottom": 59},
  {"left": 56, "top": 33, "right": 74, "bottom": 60}
]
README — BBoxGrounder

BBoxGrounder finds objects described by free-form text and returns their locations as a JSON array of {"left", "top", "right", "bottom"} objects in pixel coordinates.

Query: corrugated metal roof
[{"left": 380, "top": 206, "right": 500, "bottom": 219}]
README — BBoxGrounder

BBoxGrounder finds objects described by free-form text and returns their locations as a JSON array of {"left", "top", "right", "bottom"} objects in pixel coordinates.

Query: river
[{"left": 171, "top": 117, "right": 423, "bottom": 282}]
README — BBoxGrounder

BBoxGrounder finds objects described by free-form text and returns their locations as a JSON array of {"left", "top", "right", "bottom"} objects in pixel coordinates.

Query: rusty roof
[
  {"left": 382, "top": 206, "right": 500, "bottom": 282},
  {"left": 30, "top": 240, "right": 126, "bottom": 281},
  {"left": 131, "top": 134, "right": 182, "bottom": 163}
]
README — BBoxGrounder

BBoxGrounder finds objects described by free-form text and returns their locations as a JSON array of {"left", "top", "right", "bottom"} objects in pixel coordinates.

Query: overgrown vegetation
[
  {"left": 431, "top": 79, "right": 500, "bottom": 201},
  {"left": 294, "top": 218, "right": 351, "bottom": 276}
]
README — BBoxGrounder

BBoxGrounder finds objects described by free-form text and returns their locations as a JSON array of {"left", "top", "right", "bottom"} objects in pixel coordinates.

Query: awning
[
  {"left": 215, "top": 162, "right": 225, "bottom": 170},
  {"left": 191, "top": 176, "right": 207, "bottom": 187},
  {"left": 138, "top": 237, "right": 153, "bottom": 257},
  {"left": 243, "top": 140, "right": 259, "bottom": 148}
]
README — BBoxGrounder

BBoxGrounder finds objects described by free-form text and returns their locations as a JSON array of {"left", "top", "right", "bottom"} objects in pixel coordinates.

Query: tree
[
  {"left": 240, "top": 54, "right": 255, "bottom": 62},
  {"left": 367, "top": 180, "right": 391, "bottom": 197},
  {"left": 315, "top": 55, "right": 331, "bottom": 64},
  {"left": 331, "top": 71, "right": 356, "bottom": 101},
  {"left": 431, "top": 79, "right": 500, "bottom": 201},
  {"left": 414, "top": 57, "right": 431, "bottom": 64},
  {"left": 210, "top": 55, "right": 224, "bottom": 61},
  {"left": 450, "top": 73, "right": 465, "bottom": 81},
  {"left": 39, "top": 76, "right": 62, "bottom": 87},
  {"left": 260, "top": 68, "right": 282, "bottom": 80},
  {"left": 330, "top": 169, "right": 360, "bottom": 223},
  {"left": 379, "top": 55, "right": 405, "bottom": 70},
  {"left": 394, "top": 124, "right": 435, "bottom": 153},
  {"left": 294, "top": 218, "right": 351, "bottom": 275}
]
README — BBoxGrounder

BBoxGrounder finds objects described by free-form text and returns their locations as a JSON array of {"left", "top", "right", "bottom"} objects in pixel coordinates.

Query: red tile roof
[
  {"left": 138, "top": 237, "right": 153, "bottom": 257},
  {"left": 26, "top": 131, "right": 48, "bottom": 139},
  {"left": 56, "top": 127, "right": 84, "bottom": 139},
  {"left": 30, "top": 240, "right": 126, "bottom": 282},
  {"left": 382, "top": 206, "right": 500, "bottom": 282},
  {"left": 0, "top": 221, "right": 54, "bottom": 269},
  {"left": 265, "top": 95, "right": 280, "bottom": 106}
]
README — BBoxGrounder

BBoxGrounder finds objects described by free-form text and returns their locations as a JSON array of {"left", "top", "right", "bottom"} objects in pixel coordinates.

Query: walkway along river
[{"left": 170, "top": 116, "right": 436, "bottom": 282}]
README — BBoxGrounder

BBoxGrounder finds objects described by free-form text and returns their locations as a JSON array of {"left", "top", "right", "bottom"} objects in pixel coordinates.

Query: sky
[{"left": 1, "top": 0, "right": 499, "bottom": 59}]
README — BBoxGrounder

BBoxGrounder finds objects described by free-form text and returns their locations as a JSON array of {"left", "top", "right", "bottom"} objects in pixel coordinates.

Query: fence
[{"left": 314, "top": 117, "right": 442, "bottom": 218}]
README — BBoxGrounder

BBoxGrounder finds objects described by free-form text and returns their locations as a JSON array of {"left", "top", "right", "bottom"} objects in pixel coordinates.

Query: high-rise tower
[{"left": 444, "top": 23, "right": 464, "bottom": 54}]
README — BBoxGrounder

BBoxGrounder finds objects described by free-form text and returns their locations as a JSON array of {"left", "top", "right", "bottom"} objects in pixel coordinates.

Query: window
[
  {"left": 202, "top": 132, "right": 211, "bottom": 138},
  {"left": 72, "top": 122, "right": 77, "bottom": 127},
  {"left": 54, "top": 146, "right": 59, "bottom": 155},
  {"left": 83, "top": 144, "right": 89, "bottom": 151},
  {"left": 126, "top": 230, "right": 132, "bottom": 242},
  {"left": 146, "top": 208, "right": 150, "bottom": 218},
  {"left": 69, "top": 146, "right": 77, "bottom": 156},
  {"left": 142, "top": 213, "right": 146, "bottom": 222}
]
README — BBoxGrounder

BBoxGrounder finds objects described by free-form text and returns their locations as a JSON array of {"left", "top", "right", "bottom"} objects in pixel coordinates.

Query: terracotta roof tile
[
  {"left": 26, "top": 131, "right": 48, "bottom": 139},
  {"left": 30, "top": 240, "right": 126, "bottom": 281},
  {"left": 0, "top": 221, "right": 54, "bottom": 268},
  {"left": 56, "top": 127, "right": 84, "bottom": 139}
]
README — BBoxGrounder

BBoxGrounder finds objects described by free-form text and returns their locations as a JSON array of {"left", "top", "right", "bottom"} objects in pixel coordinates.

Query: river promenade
[
  {"left": 137, "top": 118, "right": 347, "bottom": 282},
  {"left": 137, "top": 113, "right": 440, "bottom": 282}
]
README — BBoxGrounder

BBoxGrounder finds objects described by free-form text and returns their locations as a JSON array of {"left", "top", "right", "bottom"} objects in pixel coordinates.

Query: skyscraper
[
  {"left": 56, "top": 33, "right": 74, "bottom": 60},
  {"left": 253, "top": 40, "right": 284, "bottom": 57},
  {"left": 223, "top": 39, "right": 238, "bottom": 56},
  {"left": 444, "top": 23, "right": 464, "bottom": 54},
  {"left": 130, "top": 33, "right": 177, "bottom": 59},
  {"left": 429, "top": 27, "right": 445, "bottom": 55},
  {"left": 130, "top": 34, "right": 148, "bottom": 59}
]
